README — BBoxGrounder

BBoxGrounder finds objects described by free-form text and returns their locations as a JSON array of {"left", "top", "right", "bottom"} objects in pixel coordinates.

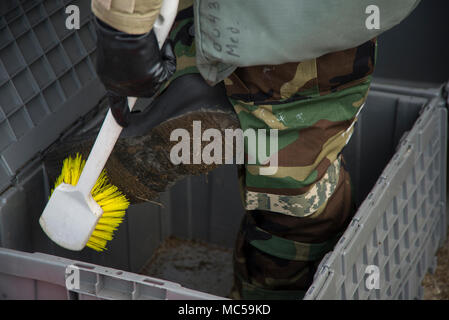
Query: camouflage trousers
[{"left": 168, "top": 4, "right": 376, "bottom": 299}]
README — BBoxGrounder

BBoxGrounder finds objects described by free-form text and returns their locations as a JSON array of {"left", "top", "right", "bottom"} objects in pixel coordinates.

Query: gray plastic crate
[
  {"left": 0, "top": 0, "right": 447, "bottom": 300},
  {"left": 0, "top": 0, "right": 104, "bottom": 193},
  {"left": 304, "top": 86, "right": 448, "bottom": 300},
  {"left": 0, "top": 82, "right": 446, "bottom": 300},
  {"left": 0, "top": 248, "right": 223, "bottom": 300}
]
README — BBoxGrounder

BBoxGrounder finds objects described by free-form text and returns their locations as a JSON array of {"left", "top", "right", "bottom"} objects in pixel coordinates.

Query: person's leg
[
  {"left": 230, "top": 162, "right": 352, "bottom": 299},
  {"left": 227, "top": 39, "right": 377, "bottom": 299}
]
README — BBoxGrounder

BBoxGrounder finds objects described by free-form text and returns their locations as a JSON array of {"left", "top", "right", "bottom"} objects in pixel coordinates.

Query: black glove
[
  {"left": 94, "top": 17, "right": 177, "bottom": 98},
  {"left": 107, "top": 92, "right": 134, "bottom": 127}
]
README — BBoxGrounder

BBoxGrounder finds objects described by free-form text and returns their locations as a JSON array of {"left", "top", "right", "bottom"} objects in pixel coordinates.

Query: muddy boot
[{"left": 44, "top": 73, "right": 240, "bottom": 204}]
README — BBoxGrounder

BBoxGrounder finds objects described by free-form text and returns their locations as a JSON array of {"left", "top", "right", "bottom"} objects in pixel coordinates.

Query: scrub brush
[
  {"left": 50, "top": 153, "right": 129, "bottom": 252},
  {"left": 39, "top": 0, "right": 179, "bottom": 252}
]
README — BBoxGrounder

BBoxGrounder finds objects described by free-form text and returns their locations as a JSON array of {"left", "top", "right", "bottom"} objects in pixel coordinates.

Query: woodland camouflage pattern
[
  {"left": 227, "top": 47, "right": 376, "bottom": 298},
  {"left": 168, "top": 3, "right": 377, "bottom": 299}
]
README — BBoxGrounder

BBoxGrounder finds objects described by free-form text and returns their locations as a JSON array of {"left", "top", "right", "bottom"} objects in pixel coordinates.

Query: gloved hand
[{"left": 94, "top": 17, "right": 177, "bottom": 98}]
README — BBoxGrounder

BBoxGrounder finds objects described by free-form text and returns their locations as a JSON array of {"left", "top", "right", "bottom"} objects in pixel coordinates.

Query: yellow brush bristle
[{"left": 51, "top": 153, "right": 130, "bottom": 252}]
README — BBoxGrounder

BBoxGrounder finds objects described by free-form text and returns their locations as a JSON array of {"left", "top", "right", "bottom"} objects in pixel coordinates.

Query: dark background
[{"left": 374, "top": 0, "right": 449, "bottom": 86}]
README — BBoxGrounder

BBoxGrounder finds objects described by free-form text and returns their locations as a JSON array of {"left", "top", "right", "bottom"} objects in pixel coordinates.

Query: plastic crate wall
[
  {"left": 0, "top": 0, "right": 104, "bottom": 193},
  {"left": 305, "top": 91, "right": 448, "bottom": 300},
  {"left": 0, "top": 248, "right": 224, "bottom": 300}
]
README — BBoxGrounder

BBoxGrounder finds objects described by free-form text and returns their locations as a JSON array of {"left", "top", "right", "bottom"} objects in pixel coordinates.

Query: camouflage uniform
[
  {"left": 225, "top": 37, "right": 377, "bottom": 297},
  {"left": 169, "top": 3, "right": 377, "bottom": 299}
]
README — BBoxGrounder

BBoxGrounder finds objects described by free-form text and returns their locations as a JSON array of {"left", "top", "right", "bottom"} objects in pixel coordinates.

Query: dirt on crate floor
[
  {"left": 422, "top": 228, "right": 449, "bottom": 300},
  {"left": 139, "top": 232, "right": 449, "bottom": 300},
  {"left": 139, "top": 237, "right": 234, "bottom": 298}
]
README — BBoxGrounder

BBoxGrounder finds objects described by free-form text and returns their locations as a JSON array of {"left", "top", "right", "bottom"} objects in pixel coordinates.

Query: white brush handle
[
  {"left": 154, "top": 0, "right": 180, "bottom": 49},
  {"left": 76, "top": 0, "right": 179, "bottom": 196},
  {"left": 76, "top": 97, "right": 136, "bottom": 196}
]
